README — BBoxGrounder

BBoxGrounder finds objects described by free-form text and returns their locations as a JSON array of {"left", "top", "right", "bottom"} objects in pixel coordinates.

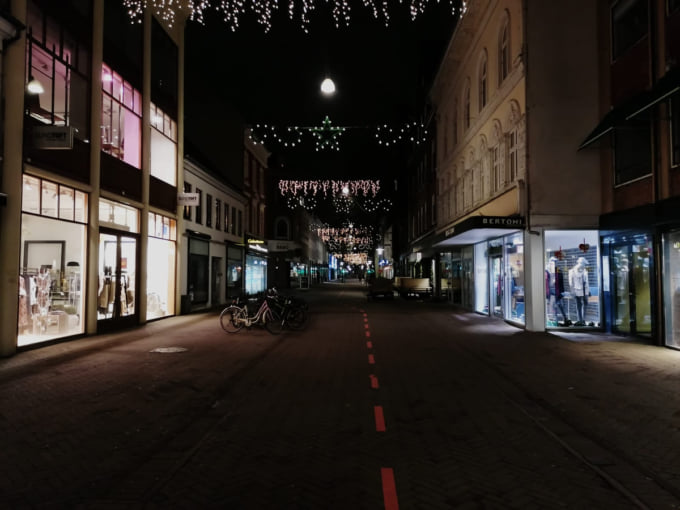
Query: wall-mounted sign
[
  {"left": 177, "top": 193, "right": 199, "bottom": 206},
  {"left": 32, "top": 125, "right": 74, "bottom": 150}
]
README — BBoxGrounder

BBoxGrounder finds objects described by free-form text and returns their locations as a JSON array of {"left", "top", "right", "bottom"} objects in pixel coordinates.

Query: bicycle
[
  {"left": 219, "top": 293, "right": 283, "bottom": 335},
  {"left": 267, "top": 291, "right": 309, "bottom": 331}
]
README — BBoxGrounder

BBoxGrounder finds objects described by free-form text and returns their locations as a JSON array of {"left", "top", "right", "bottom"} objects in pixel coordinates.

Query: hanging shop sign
[
  {"left": 445, "top": 216, "right": 525, "bottom": 237},
  {"left": 177, "top": 192, "right": 199, "bottom": 206},
  {"left": 32, "top": 125, "right": 74, "bottom": 150}
]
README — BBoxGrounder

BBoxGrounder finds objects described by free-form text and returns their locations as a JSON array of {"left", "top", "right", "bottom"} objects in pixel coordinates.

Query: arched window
[
  {"left": 479, "top": 51, "right": 488, "bottom": 111},
  {"left": 499, "top": 15, "right": 510, "bottom": 84},
  {"left": 275, "top": 217, "right": 289, "bottom": 239},
  {"left": 464, "top": 80, "right": 471, "bottom": 129}
]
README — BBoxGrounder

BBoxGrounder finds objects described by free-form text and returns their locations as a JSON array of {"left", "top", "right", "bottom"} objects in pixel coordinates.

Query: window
[
  {"left": 238, "top": 210, "right": 243, "bottom": 236},
  {"left": 150, "top": 102, "right": 177, "bottom": 186},
  {"left": 671, "top": 95, "right": 680, "bottom": 167},
  {"left": 25, "top": 4, "right": 90, "bottom": 138},
  {"left": 479, "top": 52, "right": 488, "bottom": 111},
  {"left": 507, "top": 130, "right": 518, "bottom": 182},
  {"left": 491, "top": 146, "right": 501, "bottom": 191},
  {"left": 183, "top": 182, "right": 192, "bottom": 220},
  {"left": 452, "top": 102, "right": 458, "bottom": 145},
  {"left": 215, "top": 199, "right": 221, "bottom": 230},
  {"left": 101, "top": 63, "right": 142, "bottom": 168},
  {"left": 275, "top": 218, "right": 289, "bottom": 238},
  {"left": 195, "top": 188, "right": 203, "bottom": 225},
  {"left": 499, "top": 18, "right": 509, "bottom": 84},
  {"left": 670, "top": 0, "right": 680, "bottom": 13},
  {"left": 464, "top": 82, "right": 471, "bottom": 129},
  {"left": 611, "top": 0, "right": 649, "bottom": 60},
  {"left": 614, "top": 122, "right": 652, "bottom": 184},
  {"left": 224, "top": 202, "right": 230, "bottom": 232},
  {"left": 206, "top": 194, "right": 213, "bottom": 227},
  {"left": 22, "top": 175, "right": 88, "bottom": 224},
  {"left": 231, "top": 206, "right": 236, "bottom": 233}
]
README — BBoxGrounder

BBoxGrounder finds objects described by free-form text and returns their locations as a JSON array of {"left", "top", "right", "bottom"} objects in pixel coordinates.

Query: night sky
[{"left": 184, "top": 2, "right": 458, "bottom": 181}]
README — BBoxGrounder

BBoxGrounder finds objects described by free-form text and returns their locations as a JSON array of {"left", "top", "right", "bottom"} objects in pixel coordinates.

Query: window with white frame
[
  {"left": 507, "top": 130, "right": 518, "bottom": 183},
  {"left": 491, "top": 145, "right": 501, "bottom": 192},
  {"left": 150, "top": 102, "right": 177, "bottom": 186}
]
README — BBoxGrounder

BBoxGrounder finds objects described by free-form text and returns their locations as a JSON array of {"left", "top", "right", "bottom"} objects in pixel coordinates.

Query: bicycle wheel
[
  {"left": 264, "top": 307, "right": 284, "bottom": 335},
  {"left": 220, "top": 306, "right": 245, "bottom": 333},
  {"left": 286, "top": 306, "right": 309, "bottom": 330}
]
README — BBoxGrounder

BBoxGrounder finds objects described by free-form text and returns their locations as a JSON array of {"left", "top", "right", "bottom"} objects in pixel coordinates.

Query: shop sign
[
  {"left": 33, "top": 125, "right": 74, "bottom": 150},
  {"left": 177, "top": 193, "right": 199, "bottom": 206},
  {"left": 445, "top": 216, "right": 525, "bottom": 238}
]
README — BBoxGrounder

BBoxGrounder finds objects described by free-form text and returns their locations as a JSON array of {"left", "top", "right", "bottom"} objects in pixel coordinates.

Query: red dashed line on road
[
  {"left": 370, "top": 374, "right": 379, "bottom": 389},
  {"left": 364, "top": 324, "right": 370, "bottom": 329},
  {"left": 368, "top": 354, "right": 375, "bottom": 364},
  {"left": 374, "top": 406, "right": 386, "bottom": 431},
  {"left": 381, "top": 468, "right": 399, "bottom": 510},
  {"left": 364, "top": 317, "right": 369, "bottom": 323},
  {"left": 365, "top": 331, "right": 371, "bottom": 337},
  {"left": 367, "top": 341, "right": 373, "bottom": 349}
]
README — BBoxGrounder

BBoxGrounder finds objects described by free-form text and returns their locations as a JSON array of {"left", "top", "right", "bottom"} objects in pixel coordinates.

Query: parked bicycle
[
  {"left": 266, "top": 288, "right": 309, "bottom": 331},
  {"left": 219, "top": 292, "right": 283, "bottom": 334}
]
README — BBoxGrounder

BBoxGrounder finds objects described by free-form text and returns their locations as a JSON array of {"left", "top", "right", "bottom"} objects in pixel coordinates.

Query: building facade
[
  {"left": 0, "top": 0, "right": 185, "bottom": 355},
  {"left": 580, "top": 0, "right": 680, "bottom": 347},
  {"left": 431, "top": 0, "right": 602, "bottom": 332},
  {"left": 181, "top": 156, "right": 247, "bottom": 311}
]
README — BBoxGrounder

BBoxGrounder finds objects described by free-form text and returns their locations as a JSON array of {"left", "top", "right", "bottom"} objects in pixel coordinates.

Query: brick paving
[{"left": 1, "top": 281, "right": 680, "bottom": 509}]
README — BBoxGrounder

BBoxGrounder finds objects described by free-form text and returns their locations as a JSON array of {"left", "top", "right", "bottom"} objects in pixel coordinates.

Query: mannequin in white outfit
[{"left": 569, "top": 257, "right": 589, "bottom": 325}]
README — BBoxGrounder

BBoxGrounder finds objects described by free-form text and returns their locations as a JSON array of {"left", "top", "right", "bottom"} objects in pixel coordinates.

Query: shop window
[
  {"left": 544, "top": 230, "right": 601, "bottom": 328},
  {"left": 671, "top": 95, "right": 680, "bottom": 167},
  {"left": 101, "top": 63, "right": 142, "bottom": 168},
  {"left": 614, "top": 122, "right": 652, "bottom": 185},
  {"left": 611, "top": 0, "right": 649, "bottom": 60},
  {"left": 147, "top": 212, "right": 177, "bottom": 320},
  {"left": 188, "top": 238, "right": 209, "bottom": 304},
  {"left": 504, "top": 233, "right": 525, "bottom": 324},
  {"left": 206, "top": 194, "right": 213, "bottom": 227},
  {"left": 473, "top": 243, "right": 488, "bottom": 314},
  {"left": 19, "top": 173, "right": 88, "bottom": 346},
  {"left": 663, "top": 230, "right": 680, "bottom": 348},
  {"left": 150, "top": 102, "right": 177, "bottom": 186}
]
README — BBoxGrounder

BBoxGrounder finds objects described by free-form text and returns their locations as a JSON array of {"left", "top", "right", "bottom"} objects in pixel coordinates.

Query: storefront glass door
[
  {"left": 490, "top": 255, "right": 503, "bottom": 318},
  {"left": 98, "top": 231, "right": 138, "bottom": 328},
  {"left": 611, "top": 238, "right": 653, "bottom": 336}
]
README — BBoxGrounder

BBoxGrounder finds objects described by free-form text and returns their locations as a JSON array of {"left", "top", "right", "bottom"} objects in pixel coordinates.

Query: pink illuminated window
[{"left": 101, "top": 63, "right": 142, "bottom": 168}]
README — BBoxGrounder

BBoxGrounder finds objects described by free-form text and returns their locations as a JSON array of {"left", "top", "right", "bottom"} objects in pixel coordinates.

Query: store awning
[
  {"left": 579, "top": 68, "right": 680, "bottom": 150},
  {"left": 434, "top": 215, "right": 525, "bottom": 248}
]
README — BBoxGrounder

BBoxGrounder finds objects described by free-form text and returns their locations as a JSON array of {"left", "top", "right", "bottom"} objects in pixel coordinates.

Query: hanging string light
[
  {"left": 279, "top": 179, "right": 381, "bottom": 198},
  {"left": 123, "top": 0, "right": 466, "bottom": 32},
  {"left": 249, "top": 119, "right": 431, "bottom": 150}
]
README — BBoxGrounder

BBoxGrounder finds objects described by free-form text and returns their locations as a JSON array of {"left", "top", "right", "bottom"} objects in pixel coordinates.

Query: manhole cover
[{"left": 150, "top": 346, "right": 188, "bottom": 353}]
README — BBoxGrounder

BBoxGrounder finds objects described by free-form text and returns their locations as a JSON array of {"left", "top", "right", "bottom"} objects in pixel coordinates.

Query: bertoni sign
[{"left": 445, "top": 216, "right": 525, "bottom": 237}]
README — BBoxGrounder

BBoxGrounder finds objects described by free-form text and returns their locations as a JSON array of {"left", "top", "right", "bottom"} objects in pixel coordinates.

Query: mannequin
[
  {"left": 545, "top": 257, "right": 567, "bottom": 324},
  {"left": 569, "top": 257, "right": 590, "bottom": 326}
]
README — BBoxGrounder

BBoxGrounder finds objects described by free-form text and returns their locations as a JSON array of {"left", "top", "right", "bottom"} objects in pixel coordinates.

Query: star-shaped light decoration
[{"left": 310, "top": 116, "right": 345, "bottom": 151}]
